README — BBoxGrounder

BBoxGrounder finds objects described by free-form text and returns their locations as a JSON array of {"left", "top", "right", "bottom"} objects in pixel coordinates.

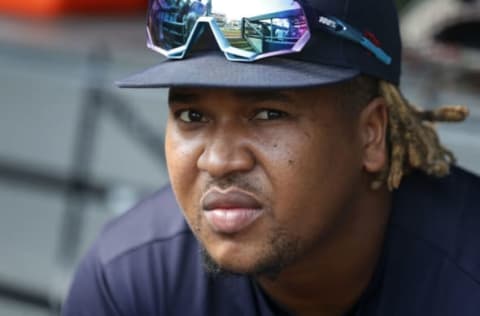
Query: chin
[
  {"left": 204, "top": 249, "right": 257, "bottom": 274},
  {"left": 199, "top": 219, "right": 303, "bottom": 277},
  {"left": 201, "top": 245, "right": 294, "bottom": 279}
]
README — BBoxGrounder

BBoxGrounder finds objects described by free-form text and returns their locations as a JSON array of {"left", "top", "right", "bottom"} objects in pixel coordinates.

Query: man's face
[{"left": 165, "top": 87, "right": 365, "bottom": 276}]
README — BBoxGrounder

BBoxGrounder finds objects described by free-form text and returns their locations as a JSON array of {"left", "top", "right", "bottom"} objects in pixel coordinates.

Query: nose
[{"left": 197, "top": 125, "right": 256, "bottom": 178}]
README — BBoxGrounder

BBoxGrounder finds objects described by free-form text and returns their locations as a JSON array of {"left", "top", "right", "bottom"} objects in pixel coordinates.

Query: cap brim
[{"left": 116, "top": 51, "right": 360, "bottom": 89}]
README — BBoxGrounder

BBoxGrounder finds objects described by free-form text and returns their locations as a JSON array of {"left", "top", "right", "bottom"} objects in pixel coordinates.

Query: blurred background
[{"left": 0, "top": 0, "right": 479, "bottom": 315}]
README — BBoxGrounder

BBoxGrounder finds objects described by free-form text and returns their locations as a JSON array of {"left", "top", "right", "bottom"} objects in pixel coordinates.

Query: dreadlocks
[{"left": 339, "top": 76, "right": 469, "bottom": 191}]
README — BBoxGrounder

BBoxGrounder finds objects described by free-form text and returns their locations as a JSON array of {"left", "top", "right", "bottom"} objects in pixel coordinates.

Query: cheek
[
  {"left": 165, "top": 125, "right": 203, "bottom": 212},
  {"left": 264, "top": 130, "right": 361, "bottom": 237},
  {"left": 260, "top": 127, "right": 336, "bottom": 192}
]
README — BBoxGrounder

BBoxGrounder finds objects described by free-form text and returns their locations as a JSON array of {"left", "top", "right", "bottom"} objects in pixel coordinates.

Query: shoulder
[
  {"left": 95, "top": 185, "right": 191, "bottom": 265},
  {"left": 391, "top": 166, "right": 480, "bottom": 278},
  {"left": 91, "top": 185, "right": 209, "bottom": 312},
  {"left": 381, "top": 166, "right": 480, "bottom": 311}
]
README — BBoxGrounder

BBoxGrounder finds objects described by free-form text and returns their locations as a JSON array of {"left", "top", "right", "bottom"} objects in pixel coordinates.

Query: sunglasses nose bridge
[
  {"left": 189, "top": 18, "right": 231, "bottom": 51},
  {"left": 184, "top": 18, "right": 255, "bottom": 60}
]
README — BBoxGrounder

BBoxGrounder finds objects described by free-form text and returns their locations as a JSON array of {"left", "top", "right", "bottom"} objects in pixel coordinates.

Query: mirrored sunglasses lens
[
  {"left": 212, "top": 0, "right": 309, "bottom": 54},
  {"left": 147, "top": 0, "right": 208, "bottom": 51}
]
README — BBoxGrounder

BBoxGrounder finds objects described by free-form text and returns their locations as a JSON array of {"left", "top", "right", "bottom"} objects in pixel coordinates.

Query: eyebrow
[
  {"left": 168, "top": 90, "right": 197, "bottom": 105},
  {"left": 168, "top": 89, "right": 295, "bottom": 106}
]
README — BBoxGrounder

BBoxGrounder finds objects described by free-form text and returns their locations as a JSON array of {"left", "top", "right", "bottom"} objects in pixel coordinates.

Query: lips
[{"left": 201, "top": 190, "right": 263, "bottom": 234}]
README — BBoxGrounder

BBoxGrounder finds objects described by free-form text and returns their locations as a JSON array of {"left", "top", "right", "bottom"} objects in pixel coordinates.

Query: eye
[
  {"left": 253, "top": 109, "right": 287, "bottom": 120},
  {"left": 175, "top": 109, "right": 208, "bottom": 123}
]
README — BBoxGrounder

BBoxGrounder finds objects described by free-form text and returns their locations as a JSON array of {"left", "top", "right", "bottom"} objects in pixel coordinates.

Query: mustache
[{"left": 204, "top": 174, "right": 261, "bottom": 194}]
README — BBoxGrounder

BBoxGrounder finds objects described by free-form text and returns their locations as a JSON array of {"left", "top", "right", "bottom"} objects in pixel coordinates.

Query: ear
[{"left": 358, "top": 97, "right": 388, "bottom": 173}]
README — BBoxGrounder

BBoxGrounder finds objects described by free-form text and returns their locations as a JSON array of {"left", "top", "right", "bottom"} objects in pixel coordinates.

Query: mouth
[{"left": 201, "top": 189, "right": 264, "bottom": 235}]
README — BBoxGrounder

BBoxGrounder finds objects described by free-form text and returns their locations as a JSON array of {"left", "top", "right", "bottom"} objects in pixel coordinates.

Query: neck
[{"left": 257, "top": 186, "right": 392, "bottom": 316}]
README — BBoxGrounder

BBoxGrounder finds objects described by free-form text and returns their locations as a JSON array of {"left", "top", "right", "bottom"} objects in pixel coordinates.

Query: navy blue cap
[{"left": 117, "top": 0, "right": 401, "bottom": 89}]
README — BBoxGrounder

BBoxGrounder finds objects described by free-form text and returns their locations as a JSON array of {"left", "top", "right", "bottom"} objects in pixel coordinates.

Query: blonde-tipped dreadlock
[{"left": 372, "top": 81, "right": 469, "bottom": 191}]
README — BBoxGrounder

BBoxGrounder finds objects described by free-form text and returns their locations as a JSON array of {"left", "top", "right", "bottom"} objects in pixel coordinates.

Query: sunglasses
[{"left": 146, "top": 0, "right": 392, "bottom": 65}]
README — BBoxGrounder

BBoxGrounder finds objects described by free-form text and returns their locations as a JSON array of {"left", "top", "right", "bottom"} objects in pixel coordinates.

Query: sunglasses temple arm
[
  {"left": 358, "top": 37, "right": 392, "bottom": 65},
  {"left": 315, "top": 15, "right": 392, "bottom": 65},
  {"left": 339, "top": 27, "right": 392, "bottom": 65}
]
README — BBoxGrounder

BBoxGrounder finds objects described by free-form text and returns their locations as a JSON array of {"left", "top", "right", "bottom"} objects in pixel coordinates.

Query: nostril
[{"left": 197, "top": 140, "right": 256, "bottom": 178}]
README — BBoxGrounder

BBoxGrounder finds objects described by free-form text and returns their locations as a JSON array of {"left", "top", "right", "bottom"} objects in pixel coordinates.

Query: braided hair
[{"left": 339, "top": 76, "right": 469, "bottom": 191}]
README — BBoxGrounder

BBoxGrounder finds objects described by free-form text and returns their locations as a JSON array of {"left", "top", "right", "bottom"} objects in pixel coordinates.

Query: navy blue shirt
[{"left": 62, "top": 167, "right": 480, "bottom": 315}]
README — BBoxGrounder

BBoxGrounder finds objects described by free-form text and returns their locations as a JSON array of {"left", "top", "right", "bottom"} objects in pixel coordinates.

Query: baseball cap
[{"left": 117, "top": 0, "right": 402, "bottom": 89}]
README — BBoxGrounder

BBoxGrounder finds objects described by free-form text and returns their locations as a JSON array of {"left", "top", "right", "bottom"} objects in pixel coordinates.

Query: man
[{"left": 62, "top": 0, "right": 480, "bottom": 315}]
